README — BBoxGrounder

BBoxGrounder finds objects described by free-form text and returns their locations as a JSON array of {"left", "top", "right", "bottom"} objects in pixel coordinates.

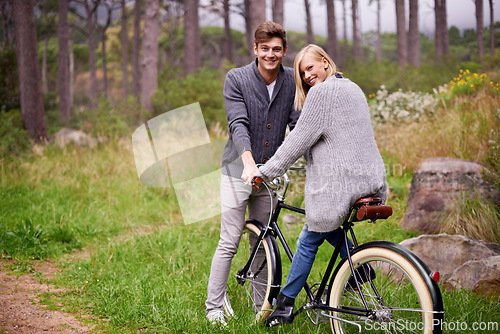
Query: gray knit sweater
[
  {"left": 257, "top": 75, "right": 387, "bottom": 232},
  {"left": 221, "top": 60, "right": 300, "bottom": 178}
]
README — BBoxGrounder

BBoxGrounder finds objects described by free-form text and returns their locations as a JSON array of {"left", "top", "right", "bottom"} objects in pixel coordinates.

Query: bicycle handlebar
[{"left": 253, "top": 165, "right": 305, "bottom": 201}]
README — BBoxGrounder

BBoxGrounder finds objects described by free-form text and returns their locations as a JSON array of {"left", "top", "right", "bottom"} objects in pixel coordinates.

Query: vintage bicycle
[{"left": 223, "top": 167, "right": 444, "bottom": 333}]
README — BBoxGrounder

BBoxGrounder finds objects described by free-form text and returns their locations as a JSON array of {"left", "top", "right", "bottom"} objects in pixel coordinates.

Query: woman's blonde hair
[{"left": 293, "top": 44, "right": 337, "bottom": 110}]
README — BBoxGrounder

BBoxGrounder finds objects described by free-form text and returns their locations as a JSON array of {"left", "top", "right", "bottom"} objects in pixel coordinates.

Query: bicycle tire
[
  {"left": 328, "top": 241, "right": 444, "bottom": 334},
  {"left": 223, "top": 220, "right": 281, "bottom": 322}
]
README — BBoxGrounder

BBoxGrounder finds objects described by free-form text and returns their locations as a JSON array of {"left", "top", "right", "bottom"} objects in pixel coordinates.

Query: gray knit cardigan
[
  {"left": 257, "top": 75, "right": 387, "bottom": 232},
  {"left": 221, "top": 60, "right": 300, "bottom": 178}
]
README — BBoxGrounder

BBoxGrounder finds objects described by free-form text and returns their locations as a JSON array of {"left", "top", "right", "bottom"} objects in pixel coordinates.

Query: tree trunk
[
  {"left": 245, "top": 0, "right": 266, "bottom": 59},
  {"left": 434, "top": 0, "right": 442, "bottom": 55},
  {"left": 223, "top": 0, "right": 233, "bottom": 64},
  {"left": 352, "top": 0, "right": 362, "bottom": 60},
  {"left": 121, "top": 0, "right": 128, "bottom": 97},
  {"left": 132, "top": 0, "right": 141, "bottom": 98},
  {"left": 408, "top": 0, "right": 420, "bottom": 66},
  {"left": 58, "top": 0, "right": 70, "bottom": 123},
  {"left": 141, "top": 0, "right": 159, "bottom": 110},
  {"left": 441, "top": 0, "right": 449, "bottom": 54},
  {"left": 272, "top": 0, "right": 284, "bottom": 26},
  {"left": 476, "top": 0, "right": 484, "bottom": 61},
  {"left": 99, "top": 2, "right": 112, "bottom": 99},
  {"left": 250, "top": 0, "right": 266, "bottom": 33},
  {"left": 69, "top": 38, "right": 74, "bottom": 107},
  {"left": 395, "top": 0, "right": 407, "bottom": 67},
  {"left": 305, "top": 0, "right": 314, "bottom": 44},
  {"left": 42, "top": 37, "right": 48, "bottom": 93},
  {"left": 376, "top": 0, "right": 381, "bottom": 63},
  {"left": 85, "top": 1, "right": 99, "bottom": 105},
  {"left": 341, "top": 0, "right": 347, "bottom": 63},
  {"left": 101, "top": 32, "right": 108, "bottom": 98},
  {"left": 12, "top": 0, "right": 47, "bottom": 142},
  {"left": 1, "top": 0, "right": 14, "bottom": 49},
  {"left": 244, "top": 0, "right": 252, "bottom": 55},
  {"left": 489, "top": 0, "right": 494, "bottom": 57},
  {"left": 342, "top": 0, "right": 347, "bottom": 42},
  {"left": 326, "top": 0, "right": 338, "bottom": 61},
  {"left": 166, "top": 3, "right": 181, "bottom": 68},
  {"left": 434, "top": 0, "right": 449, "bottom": 55},
  {"left": 184, "top": 0, "right": 202, "bottom": 75}
]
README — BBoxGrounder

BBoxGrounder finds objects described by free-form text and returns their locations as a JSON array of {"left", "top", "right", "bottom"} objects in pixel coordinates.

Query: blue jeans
[{"left": 280, "top": 225, "right": 353, "bottom": 299}]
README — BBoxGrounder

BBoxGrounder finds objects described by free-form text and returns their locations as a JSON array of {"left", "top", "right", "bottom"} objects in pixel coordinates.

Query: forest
[
  {"left": 0, "top": 0, "right": 498, "bottom": 148},
  {"left": 0, "top": 0, "right": 499, "bottom": 333}
]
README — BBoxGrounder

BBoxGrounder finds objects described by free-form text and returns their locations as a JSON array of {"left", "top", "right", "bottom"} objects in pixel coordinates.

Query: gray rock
[
  {"left": 400, "top": 233, "right": 500, "bottom": 297},
  {"left": 401, "top": 157, "right": 500, "bottom": 234},
  {"left": 51, "top": 128, "right": 97, "bottom": 148},
  {"left": 445, "top": 256, "right": 500, "bottom": 297},
  {"left": 401, "top": 233, "right": 500, "bottom": 279}
]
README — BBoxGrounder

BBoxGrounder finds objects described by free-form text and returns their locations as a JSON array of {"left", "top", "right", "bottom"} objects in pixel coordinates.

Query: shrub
[
  {"left": 73, "top": 96, "right": 141, "bottom": 140},
  {"left": 459, "top": 61, "right": 483, "bottom": 73},
  {"left": 0, "top": 110, "right": 31, "bottom": 158},
  {"left": 368, "top": 85, "right": 439, "bottom": 124},
  {"left": 443, "top": 69, "right": 492, "bottom": 97},
  {"left": 153, "top": 68, "right": 226, "bottom": 129},
  {"left": 0, "top": 47, "right": 19, "bottom": 112}
]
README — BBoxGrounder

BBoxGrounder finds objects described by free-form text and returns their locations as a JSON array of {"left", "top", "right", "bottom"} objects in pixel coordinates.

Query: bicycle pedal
[{"left": 268, "top": 319, "right": 281, "bottom": 327}]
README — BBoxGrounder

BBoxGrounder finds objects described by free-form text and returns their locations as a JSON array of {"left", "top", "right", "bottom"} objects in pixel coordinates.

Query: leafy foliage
[
  {"left": 0, "top": 110, "right": 31, "bottom": 158},
  {"left": 153, "top": 67, "right": 226, "bottom": 128},
  {"left": 72, "top": 96, "right": 148, "bottom": 140},
  {"left": 0, "top": 47, "right": 19, "bottom": 112},
  {"left": 445, "top": 69, "right": 499, "bottom": 97}
]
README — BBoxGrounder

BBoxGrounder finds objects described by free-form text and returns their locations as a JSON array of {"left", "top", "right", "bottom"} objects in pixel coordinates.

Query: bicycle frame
[
  {"left": 240, "top": 170, "right": 375, "bottom": 319},
  {"left": 267, "top": 196, "right": 375, "bottom": 319}
]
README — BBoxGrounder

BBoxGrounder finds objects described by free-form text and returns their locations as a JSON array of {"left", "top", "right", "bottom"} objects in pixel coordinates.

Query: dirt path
[
  {"left": 0, "top": 260, "right": 95, "bottom": 334},
  {"left": 0, "top": 226, "right": 168, "bottom": 333}
]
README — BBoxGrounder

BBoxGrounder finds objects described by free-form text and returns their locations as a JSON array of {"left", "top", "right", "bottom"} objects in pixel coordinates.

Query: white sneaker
[{"left": 207, "top": 310, "right": 227, "bottom": 326}]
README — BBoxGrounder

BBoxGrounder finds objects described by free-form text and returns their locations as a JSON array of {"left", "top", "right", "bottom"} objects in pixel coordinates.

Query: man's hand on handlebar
[
  {"left": 243, "top": 175, "right": 263, "bottom": 189},
  {"left": 242, "top": 166, "right": 263, "bottom": 189},
  {"left": 250, "top": 176, "right": 263, "bottom": 189}
]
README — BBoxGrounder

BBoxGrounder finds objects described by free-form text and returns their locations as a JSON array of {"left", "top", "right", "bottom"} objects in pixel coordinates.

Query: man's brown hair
[{"left": 254, "top": 21, "right": 287, "bottom": 49}]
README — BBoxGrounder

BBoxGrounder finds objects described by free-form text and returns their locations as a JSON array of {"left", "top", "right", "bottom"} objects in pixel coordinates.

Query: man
[{"left": 205, "top": 21, "right": 300, "bottom": 325}]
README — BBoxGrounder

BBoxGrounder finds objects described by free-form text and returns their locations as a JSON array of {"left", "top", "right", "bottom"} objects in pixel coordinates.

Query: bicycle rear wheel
[
  {"left": 329, "top": 242, "right": 443, "bottom": 334},
  {"left": 224, "top": 220, "right": 281, "bottom": 321}
]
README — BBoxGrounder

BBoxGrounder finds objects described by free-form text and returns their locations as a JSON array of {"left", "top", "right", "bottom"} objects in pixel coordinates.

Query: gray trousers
[{"left": 205, "top": 174, "right": 273, "bottom": 312}]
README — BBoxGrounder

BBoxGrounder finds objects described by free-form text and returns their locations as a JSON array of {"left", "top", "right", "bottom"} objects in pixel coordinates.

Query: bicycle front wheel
[
  {"left": 224, "top": 220, "right": 281, "bottom": 321},
  {"left": 329, "top": 242, "right": 443, "bottom": 334}
]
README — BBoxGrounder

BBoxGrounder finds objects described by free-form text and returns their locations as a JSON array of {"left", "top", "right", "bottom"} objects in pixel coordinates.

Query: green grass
[
  {"left": 1, "top": 140, "right": 498, "bottom": 333},
  {"left": 2, "top": 74, "right": 500, "bottom": 332},
  {"left": 440, "top": 195, "right": 500, "bottom": 244},
  {"left": 1, "top": 142, "right": 176, "bottom": 260}
]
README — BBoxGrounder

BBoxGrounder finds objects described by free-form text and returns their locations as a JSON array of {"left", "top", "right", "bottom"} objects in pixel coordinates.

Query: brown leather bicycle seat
[{"left": 354, "top": 197, "right": 383, "bottom": 206}]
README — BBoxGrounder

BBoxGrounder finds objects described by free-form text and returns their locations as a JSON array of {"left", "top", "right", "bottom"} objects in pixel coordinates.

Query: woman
[{"left": 245, "top": 44, "right": 387, "bottom": 326}]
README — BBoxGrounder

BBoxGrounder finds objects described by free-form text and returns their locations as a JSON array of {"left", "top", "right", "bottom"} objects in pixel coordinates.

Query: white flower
[{"left": 369, "top": 85, "right": 438, "bottom": 124}]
